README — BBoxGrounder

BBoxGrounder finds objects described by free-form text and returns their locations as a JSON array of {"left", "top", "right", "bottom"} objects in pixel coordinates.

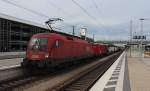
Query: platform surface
[
  {"left": 0, "top": 52, "right": 25, "bottom": 60},
  {"left": 91, "top": 46, "right": 150, "bottom": 91},
  {"left": 127, "top": 47, "right": 150, "bottom": 91},
  {"left": 0, "top": 58, "right": 22, "bottom": 67},
  {"left": 90, "top": 51, "right": 127, "bottom": 91},
  {"left": 0, "top": 51, "right": 25, "bottom": 56},
  {"left": 0, "top": 58, "right": 22, "bottom": 70}
]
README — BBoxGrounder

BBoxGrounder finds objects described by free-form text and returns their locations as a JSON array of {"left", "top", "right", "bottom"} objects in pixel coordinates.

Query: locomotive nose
[{"left": 27, "top": 51, "right": 49, "bottom": 60}]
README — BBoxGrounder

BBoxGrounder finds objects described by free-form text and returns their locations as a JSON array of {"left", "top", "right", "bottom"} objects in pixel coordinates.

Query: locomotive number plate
[{"left": 32, "top": 55, "right": 39, "bottom": 58}]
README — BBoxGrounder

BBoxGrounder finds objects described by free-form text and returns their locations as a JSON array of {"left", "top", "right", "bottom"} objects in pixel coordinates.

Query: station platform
[
  {"left": 0, "top": 58, "right": 22, "bottom": 70},
  {"left": 127, "top": 49, "right": 150, "bottom": 91},
  {"left": 0, "top": 51, "right": 25, "bottom": 60},
  {"left": 0, "top": 52, "right": 25, "bottom": 70},
  {"left": 90, "top": 48, "right": 150, "bottom": 91}
]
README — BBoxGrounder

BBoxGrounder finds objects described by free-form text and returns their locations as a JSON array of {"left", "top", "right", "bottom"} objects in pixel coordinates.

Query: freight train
[{"left": 21, "top": 31, "right": 121, "bottom": 68}]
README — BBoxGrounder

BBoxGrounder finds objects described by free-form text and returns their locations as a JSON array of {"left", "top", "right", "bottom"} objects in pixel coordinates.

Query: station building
[{"left": 0, "top": 13, "right": 48, "bottom": 52}]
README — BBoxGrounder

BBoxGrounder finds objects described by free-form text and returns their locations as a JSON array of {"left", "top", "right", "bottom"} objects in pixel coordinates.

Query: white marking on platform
[
  {"left": 0, "top": 52, "right": 25, "bottom": 56},
  {"left": 0, "top": 64, "right": 20, "bottom": 70},
  {"left": 111, "top": 75, "right": 119, "bottom": 78},
  {"left": 115, "top": 53, "right": 126, "bottom": 91},
  {"left": 90, "top": 52, "right": 125, "bottom": 91},
  {"left": 0, "top": 58, "right": 23, "bottom": 61},
  {"left": 109, "top": 79, "right": 118, "bottom": 82},
  {"left": 105, "top": 85, "right": 116, "bottom": 88}
]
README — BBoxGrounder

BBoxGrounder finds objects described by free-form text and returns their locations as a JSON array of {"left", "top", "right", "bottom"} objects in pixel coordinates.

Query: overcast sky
[{"left": 0, "top": 0, "right": 150, "bottom": 40}]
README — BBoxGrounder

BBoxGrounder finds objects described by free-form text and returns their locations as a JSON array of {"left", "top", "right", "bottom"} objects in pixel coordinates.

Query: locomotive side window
[{"left": 53, "top": 40, "right": 63, "bottom": 48}]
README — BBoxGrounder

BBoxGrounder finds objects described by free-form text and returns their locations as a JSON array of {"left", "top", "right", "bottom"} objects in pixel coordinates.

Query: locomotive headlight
[{"left": 45, "top": 53, "right": 49, "bottom": 58}]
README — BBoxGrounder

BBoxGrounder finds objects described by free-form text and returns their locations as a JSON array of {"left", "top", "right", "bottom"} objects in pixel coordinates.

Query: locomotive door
[{"left": 50, "top": 39, "right": 64, "bottom": 61}]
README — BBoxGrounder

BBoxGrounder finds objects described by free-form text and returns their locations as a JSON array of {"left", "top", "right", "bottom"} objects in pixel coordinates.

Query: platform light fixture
[{"left": 139, "top": 18, "right": 147, "bottom": 57}]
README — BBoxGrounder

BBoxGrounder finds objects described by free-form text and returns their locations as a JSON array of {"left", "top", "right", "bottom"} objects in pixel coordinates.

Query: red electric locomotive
[
  {"left": 21, "top": 32, "right": 93, "bottom": 68},
  {"left": 21, "top": 18, "right": 122, "bottom": 68}
]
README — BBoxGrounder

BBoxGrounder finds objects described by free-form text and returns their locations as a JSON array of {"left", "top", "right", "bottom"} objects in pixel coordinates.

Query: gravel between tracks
[
  {"left": 0, "top": 52, "right": 120, "bottom": 91},
  {"left": 23, "top": 53, "right": 119, "bottom": 91}
]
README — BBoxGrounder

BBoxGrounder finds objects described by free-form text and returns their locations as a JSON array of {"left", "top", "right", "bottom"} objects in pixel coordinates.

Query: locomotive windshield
[{"left": 29, "top": 37, "right": 48, "bottom": 51}]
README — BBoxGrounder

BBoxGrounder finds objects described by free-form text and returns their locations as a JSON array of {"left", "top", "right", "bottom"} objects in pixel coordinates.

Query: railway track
[
  {"left": 0, "top": 67, "right": 24, "bottom": 82},
  {"left": 0, "top": 67, "right": 55, "bottom": 91},
  {"left": 0, "top": 52, "right": 122, "bottom": 91},
  {"left": 0, "top": 67, "right": 32, "bottom": 91},
  {"left": 49, "top": 52, "right": 121, "bottom": 91}
]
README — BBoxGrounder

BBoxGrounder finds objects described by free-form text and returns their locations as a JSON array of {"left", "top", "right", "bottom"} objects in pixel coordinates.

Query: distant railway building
[{"left": 0, "top": 13, "right": 48, "bottom": 52}]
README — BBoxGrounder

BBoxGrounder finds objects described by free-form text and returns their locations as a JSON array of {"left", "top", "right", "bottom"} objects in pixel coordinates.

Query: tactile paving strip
[{"left": 103, "top": 56, "right": 124, "bottom": 91}]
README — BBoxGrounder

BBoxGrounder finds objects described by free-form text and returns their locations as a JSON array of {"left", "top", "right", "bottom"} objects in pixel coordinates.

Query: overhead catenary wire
[
  {"left": 1, "top": 0, "right": 107, "bottom": 36},
  {"left": 71, "top": 0, "right": 110, "bottom": 30},
  {"left": 47, "top": 1, "right": 93, "bottom": 31},
  {"left": 1, "top": 0, "right": 95, "bottom": 28},
  {"left": 1, "top": 0, "right": 50, "bottom": 18},
  {"left": 71, "top": 0, "right": 99, "bottom": 25},
  {"left": 48, "top": 0, "right": 72, "bottom": 18},
  {"left": 1, "top": 0, "right": 76, "bottom": 29},
  {"left": 6, "top": 0, "right": 74, "bottom": 26},
  {"left": 91, "top": 0, "right": 103, "bottom": 15},
  {"left": 71, "top": 0, "right": 104, "bottom": 37},
  {"left": 47, "top": 1, "right": 78, "bottom": 26},
  {"left": 2, "top": 0, "right": 77, "bottom": 35},
  {"left": 47, "top": 1, "right": 86, "bottom": 34},
  {"left": 91, "top": 0, "right": 112, "bottom": 34}
]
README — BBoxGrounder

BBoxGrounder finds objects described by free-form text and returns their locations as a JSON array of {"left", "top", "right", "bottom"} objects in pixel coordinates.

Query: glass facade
[{"left": 0, "top": 18, "right": 48, "bottom": 52}]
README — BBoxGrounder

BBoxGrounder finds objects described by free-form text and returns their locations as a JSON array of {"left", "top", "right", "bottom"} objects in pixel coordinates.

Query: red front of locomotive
[
  {"left": 27, "top": 34, "right": 50, "bottom": 60},
  {"left": 22, "top": 33, "right": 55, "bottom": 68}
]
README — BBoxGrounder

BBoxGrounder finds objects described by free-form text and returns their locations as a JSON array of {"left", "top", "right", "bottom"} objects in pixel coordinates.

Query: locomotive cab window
[
  {"left": 53, "top": 40, "right": 63, "bottom": 48},
  {"left": 30, "top": 38, "right": 48, "bottom": 45},
  {"left": 29, "top": 37, "right": 48, "bottom": 50}
]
